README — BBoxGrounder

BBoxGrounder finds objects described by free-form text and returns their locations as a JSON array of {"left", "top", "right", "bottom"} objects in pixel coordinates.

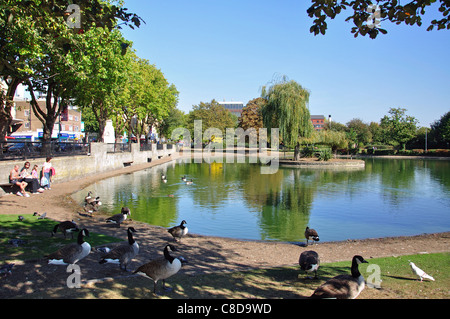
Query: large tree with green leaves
[
  {"left": 308, "top": 0, "right": 450, "bottom": 39},
  {"left": 431, "top": 111, "right": 450, "bottom": 147},
  {"left": 261, "top": 77, "right": 314, "bottom": 160},
  {"left": 380, "top": 107, "right": 419, "bottom": 150},
  {"left": 0, "top": 0, "right": 143, "bottom": 141},
  {"left": 118, "top": 55, "right": 179, "bottom": 142},
  {"left": 186, "top": 100, "right": 236, "bottom": 140}
]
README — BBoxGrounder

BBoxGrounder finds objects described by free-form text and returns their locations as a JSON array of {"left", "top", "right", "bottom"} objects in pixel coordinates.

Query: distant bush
[{"left": 317, "top": 149, "right": 332, "bottom": 161}]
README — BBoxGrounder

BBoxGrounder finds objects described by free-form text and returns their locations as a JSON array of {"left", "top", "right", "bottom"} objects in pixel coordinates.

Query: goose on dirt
[
  {"left": 134, "top": 244, "right": 187, "bottom": 295},
  {"left": 46, "top": 229, "right": 91, "bottom": 265},
  {"left": 106, "top": 207, "right": 131, "bottom": 227},
  {"left": 99, "top": 227, "right": 139, "bottom": 271}
]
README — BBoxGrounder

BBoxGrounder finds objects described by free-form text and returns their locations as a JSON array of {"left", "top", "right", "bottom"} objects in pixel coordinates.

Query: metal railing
[
  {"left": 105, "top": 143, "right": 131, "bottom": 153},
  {"left": 0, "top": 140, "right": 91, "bottom": 161}
]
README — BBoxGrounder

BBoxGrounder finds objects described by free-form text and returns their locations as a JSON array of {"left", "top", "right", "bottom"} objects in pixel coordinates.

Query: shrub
[{"left": 317, "top": 149, "right": 332, "bottom": 161}]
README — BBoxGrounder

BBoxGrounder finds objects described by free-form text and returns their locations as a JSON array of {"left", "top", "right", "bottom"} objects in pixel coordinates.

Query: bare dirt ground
[{"left": 1, "top": 156, "right": 449, "bottom": 299}]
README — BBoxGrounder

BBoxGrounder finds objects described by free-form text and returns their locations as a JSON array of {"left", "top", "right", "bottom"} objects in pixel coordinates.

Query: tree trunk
[{"left": 294, "top": 142, "right": 301, "bottom": 161}]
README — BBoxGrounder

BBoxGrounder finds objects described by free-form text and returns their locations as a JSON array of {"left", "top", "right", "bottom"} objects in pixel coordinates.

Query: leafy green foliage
[
  {"left": 380, "top": 107, "right": 419, "bottom": 150},
  {"left": 307, "top": 0, "right": 450, "bottom": 39},
  {"left": 261, "top": 76, "right": 314, "bottom": 148}
]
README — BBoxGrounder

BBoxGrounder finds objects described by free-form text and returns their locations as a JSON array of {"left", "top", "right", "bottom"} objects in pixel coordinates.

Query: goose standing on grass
[
  {"left": 46, "top": 229, "right": 91, "bottom": 265},
  {"left": 299, "top": 250, "right": 320, "bottom": 279},
  {"left": 106, "top": 207, "right": 131, "bottom": 227},
  {"left": 51, "top": 221, "right": 79, "bottom": 239},
  {"left": 310, "top": 255, "right": 368, "bottom": 299},
  {"left": 168, "top": 220, "right": 188, "bottom": 242},
  {"left": 409, "top": 262, "right": 435, "bottom": 282},
  {"left": 134, "top": 244, "right": 187, "bottom": 295},
  {"left": 99, "top": 227, "right": 139, "bottom": 271},
  {"left": 305, "top": 227, "right": 319, "bottom": 246}
]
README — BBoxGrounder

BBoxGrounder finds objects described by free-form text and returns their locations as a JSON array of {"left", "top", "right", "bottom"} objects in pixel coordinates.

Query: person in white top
[{"left": 42, "top": 157, "right": 53, "bottom": 190}]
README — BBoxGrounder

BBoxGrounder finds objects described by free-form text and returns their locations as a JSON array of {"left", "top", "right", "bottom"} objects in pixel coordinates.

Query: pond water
[{"left": 72, "top": 158, "right": 450, "bottom": 243}]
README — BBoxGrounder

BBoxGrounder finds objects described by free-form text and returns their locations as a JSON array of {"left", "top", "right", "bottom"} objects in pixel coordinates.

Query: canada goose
[
  {"left": 161, "top": 173, "right": 166, "bottom": 180},
  {"left": 168, "top": 220, "right": 188, "bottom": 242},
  {"left": 46, "top": 229, "right": 91, "bottom": 265},
  {"left": 310, "top": 255, "right": 368, "bottom": 299},
  {"left": 99, "top": 227, "right": 139, "bottom": 271},
  {"left": 106, "top": 207, "right": 131, "bottom": 227},
  {"left": 305, "top": 227, "right": 319, "bottom": 246},
  {"left": 85, "top": 191, "right": 93, "bottom": 202},
  {"left": 181, "top": 176, "right": 187, "bottom": 182},
  {"left": 409, "top": 262, "right": 435, "bottom": 282},
  {"left": 134, "top": 244, "right": 187, "bottom": 295},
  {"left": 84, "top": 202, "right": 101, "bottom": 214},
  {"left": 299, "top": 250, "right": 320, "bottom": 279},
  {"left": 162, "top": 178, "right": 168, "bottom": 184},
  {"left": 185, "top": 179, "right": 193, "bottom": 185},
  {"left": 0, "top": 263, "right": 14, "bottom": 277},
  {"left": 51, "top": 221, "right": 79, "bottom": 239},
  {"left": 86, "top": 196, "right": 102, "bottom": 206}
]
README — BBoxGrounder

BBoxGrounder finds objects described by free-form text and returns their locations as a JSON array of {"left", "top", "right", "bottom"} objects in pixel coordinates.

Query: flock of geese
[
  {"left": 36, "top": 184, "right": 191, "bottom": 295},
  {"left": 7, "top": 174, "right": 436, "bottom": 298}
]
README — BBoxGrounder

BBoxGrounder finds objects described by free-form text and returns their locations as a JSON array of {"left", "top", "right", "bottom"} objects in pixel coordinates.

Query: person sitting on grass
[{"left": 9, "top": 165, "right": 29, "bottom": 197}]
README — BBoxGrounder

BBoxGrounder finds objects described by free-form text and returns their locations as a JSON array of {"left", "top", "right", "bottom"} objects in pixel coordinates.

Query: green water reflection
[{"left": 72, "top": 158, "right": 450, "bottom": 242}]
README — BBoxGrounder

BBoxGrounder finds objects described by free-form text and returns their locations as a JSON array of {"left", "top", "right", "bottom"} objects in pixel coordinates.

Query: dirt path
[{"left": 1, "top": 155, "right": 449, "bottom": 298}]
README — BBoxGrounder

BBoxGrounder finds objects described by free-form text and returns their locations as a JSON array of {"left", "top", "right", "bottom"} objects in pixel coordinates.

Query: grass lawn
[{"left": 0, "top": 214, "right": 121, "bottom": 263}]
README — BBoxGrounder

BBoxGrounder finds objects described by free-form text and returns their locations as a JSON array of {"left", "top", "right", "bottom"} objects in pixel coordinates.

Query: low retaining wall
[
  {"left": 0, "top": 143, "right": 176, "bottom": 196},
  {"left": 279, "top": 159, "right": 366, "bottom": 169}
]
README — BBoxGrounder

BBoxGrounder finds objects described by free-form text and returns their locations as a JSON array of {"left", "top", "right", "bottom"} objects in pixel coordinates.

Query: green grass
[{"left": 0, "top": 214, "right": 121, "bottom": 263}]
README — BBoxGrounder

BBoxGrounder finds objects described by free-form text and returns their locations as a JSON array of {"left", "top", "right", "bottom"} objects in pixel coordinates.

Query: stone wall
[{"left": 0, "top": 143, "right": 176, "bottom": 196}]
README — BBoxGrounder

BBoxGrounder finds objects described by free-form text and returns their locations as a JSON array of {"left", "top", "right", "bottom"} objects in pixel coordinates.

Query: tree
[
  {"left": 368, "top": 121, "right": 384, "bottom": 144},
  {"left": 160, "top": 108, "right": 186, "bottom": 141},
  {"left": 380, "top": 107, "right": 419, "bottom": 150},
  {"left": 261, "top": 77, "right": 313, "bottom": 160},
  {"left": 307, "top": 0, "right": 450, "bottom": 39},
  {"left": 118, "top": 56, "right": 179, "bottom": 143},
  {"left": 431, "top": 111, "right": 450, "bottom": 147},
  {"left": 347, "top": 118, "right": 372, "bottom": 147},
  {"left": 238, "top": 97, "right": 266, "bottom": 141},
  {"left": 71, "top": 28, "right": 134, "bottom": 142},
  {"left": 186, "top": 100, "right": 235, "bottom": 140},
  {"left": 0, "top": 0, "right": 143, "bottom": 141}
]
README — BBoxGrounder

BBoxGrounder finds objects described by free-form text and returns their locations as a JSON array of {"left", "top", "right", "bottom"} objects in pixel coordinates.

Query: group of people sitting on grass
[{"left": 9, "top": 157, "right": 54, "bottom": 197}]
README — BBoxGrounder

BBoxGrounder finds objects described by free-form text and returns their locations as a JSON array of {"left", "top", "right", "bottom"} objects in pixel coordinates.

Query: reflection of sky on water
[{"left": 72, "top": 159, "right": 450, "bottom": 242}]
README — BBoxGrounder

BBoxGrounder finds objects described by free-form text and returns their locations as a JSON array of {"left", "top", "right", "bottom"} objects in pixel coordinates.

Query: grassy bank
[{"left": 0, "top": 214, "right": 121, "bottom": 262}]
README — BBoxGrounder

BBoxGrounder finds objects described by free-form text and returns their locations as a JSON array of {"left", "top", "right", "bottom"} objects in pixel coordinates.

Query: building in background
[
  {"left": 11, "top": 98, "right": 83, "bottom": 141},
  {"left": 311, "top": 115, "right": 326, "bottom": 131},
  {"left": 219, "top": 101, "right": 244, "bottom": 118}
]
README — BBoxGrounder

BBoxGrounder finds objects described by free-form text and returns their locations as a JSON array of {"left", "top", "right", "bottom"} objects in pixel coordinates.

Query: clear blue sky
[{"left": 121, "top": 0, "right": 450, "bottom": 127}]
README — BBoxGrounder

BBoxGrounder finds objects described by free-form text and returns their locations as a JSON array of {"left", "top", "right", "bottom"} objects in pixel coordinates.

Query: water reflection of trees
[{"left": 73, "top": 158, "right": 449, "bottom": 242}]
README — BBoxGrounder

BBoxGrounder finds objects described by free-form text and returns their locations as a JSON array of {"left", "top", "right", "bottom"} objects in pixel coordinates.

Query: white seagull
[{"left": 409, "top": 262, "right": 435, "bottom": 282}]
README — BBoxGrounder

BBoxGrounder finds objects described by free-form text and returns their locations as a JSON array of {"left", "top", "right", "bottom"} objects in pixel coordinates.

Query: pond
[{"left": 72, "top": 158, "right": 450, "bottom": 243}]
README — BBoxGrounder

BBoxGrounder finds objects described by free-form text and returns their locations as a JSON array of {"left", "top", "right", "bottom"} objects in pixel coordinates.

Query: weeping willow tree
[{"left": 261, "top": 76, "right": 314, "bottom": 160}]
